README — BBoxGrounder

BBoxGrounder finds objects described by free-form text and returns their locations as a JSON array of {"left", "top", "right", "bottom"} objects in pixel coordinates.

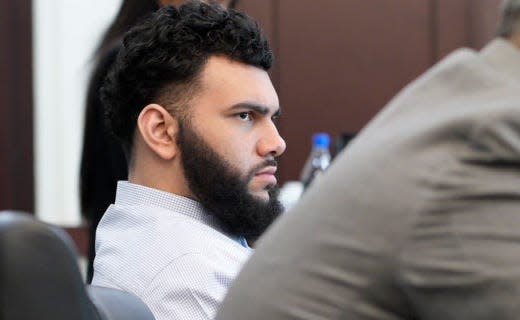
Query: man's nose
[{"left": 257, "top": 122, "right": 286, "bottom": 158}]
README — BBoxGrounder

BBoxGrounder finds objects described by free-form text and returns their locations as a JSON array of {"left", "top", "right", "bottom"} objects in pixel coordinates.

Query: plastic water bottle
[{"left": 300, "top": 133, "right": 331, "bottom": 189}]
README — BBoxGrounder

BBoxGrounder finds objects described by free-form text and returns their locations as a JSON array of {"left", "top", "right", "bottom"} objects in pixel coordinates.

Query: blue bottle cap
[{"left": 312, "top": 133, "right": 330, "bottom": 148}]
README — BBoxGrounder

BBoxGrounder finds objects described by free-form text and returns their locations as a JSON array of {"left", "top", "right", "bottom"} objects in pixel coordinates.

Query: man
[
  {"left": 216, "top": 1, "right": 520, "bottom": 319},
  {"left": 91, "top": 2, "right": 285, "bottom": 319},
  {"left": 81, "top": 0, "right": 240, "bottom": 285}
]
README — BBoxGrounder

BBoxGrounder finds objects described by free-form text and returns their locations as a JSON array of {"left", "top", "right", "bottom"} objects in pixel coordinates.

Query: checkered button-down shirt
[{"left": 92, "top": 181, "right": 252, "bottom": 320}]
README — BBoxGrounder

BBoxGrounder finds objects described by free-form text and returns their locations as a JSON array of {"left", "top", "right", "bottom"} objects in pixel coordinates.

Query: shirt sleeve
[{"left": 140, "top": 252, "right": 233, "bottom": 320}]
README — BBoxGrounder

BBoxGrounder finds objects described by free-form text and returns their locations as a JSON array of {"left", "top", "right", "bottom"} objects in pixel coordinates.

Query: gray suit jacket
[{"left": 216, "top": 39, "right": 520, "bottom": 319}]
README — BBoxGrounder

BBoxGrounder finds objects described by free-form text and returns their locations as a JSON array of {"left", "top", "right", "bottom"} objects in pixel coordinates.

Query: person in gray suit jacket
[{"left": 215, "top": 1, "right": 520, "bottom": 319}]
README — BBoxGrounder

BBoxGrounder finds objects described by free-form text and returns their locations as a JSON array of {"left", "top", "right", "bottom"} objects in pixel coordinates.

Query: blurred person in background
[
  {"left": 91, "top": 2, "right": 285, "bottom": 319},
  {"left": 80, "top": 0, "right": 238, "bottom": 283},
  {"left": 216, "top": 0, "right": 520, "bottom": 319}
]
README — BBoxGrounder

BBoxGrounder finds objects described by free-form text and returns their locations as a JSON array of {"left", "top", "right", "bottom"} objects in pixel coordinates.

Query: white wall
[{"left": 33, "top": 0, "right": 122, "bottom": 226}]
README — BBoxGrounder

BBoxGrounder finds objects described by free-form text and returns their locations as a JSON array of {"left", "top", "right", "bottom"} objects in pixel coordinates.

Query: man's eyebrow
[{"left": 229, "top": 102, "right": 281, "bottom": 117}]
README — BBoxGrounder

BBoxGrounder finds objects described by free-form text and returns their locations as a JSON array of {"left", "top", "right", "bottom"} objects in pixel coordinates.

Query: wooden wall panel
[
  {"left": 435, "top": 0, "right": 471, "bottom": 59},
  {"left": 235, "top": 0, "right": 280, "bottom": 86},
  {"left": 235, "top": 0, "right": 276, "bottom": 49},
  {"left": 237, "top": 0, "right": 505, "bottom": 183},
  {"left": 435, "top": 0, "right": 501, "bottom": 60},
  {"left": 469, "top": 0, "right": 502, "bottom": 48},
  {"left": 275, "top": 0, "right": 433, "bottom": 181},
  {"left": 0, "top": 0, "right": 34, "bottom": 213}
]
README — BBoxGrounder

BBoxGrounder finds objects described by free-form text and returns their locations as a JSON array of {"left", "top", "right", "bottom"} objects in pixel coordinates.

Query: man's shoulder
[
  {"left": 94, "top": 204, "right": 250, "bottom": 293},
  {"left": 410, "top": 48, "right": 493, "bottom": 96},
  {"left": 94, "top": 249, "right": 239, "bottom": 320},
  {"left": 369, "top": 45, "right": 518, "bottom": 130},
  {"left": 418, "top": 45, "right": 520, "bottom": 96},
  {"left": 98, "top": 203, "right": 248, "bottom": 258},
  {"left": 94, "top": 220, "right": 248, "bottom": 320},
  {"left": 138, "top": 252, "right": 234, "bottom": 320}
]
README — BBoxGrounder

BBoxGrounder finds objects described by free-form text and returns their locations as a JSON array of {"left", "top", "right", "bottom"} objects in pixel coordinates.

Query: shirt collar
[
  {"left": 115, "top": 181, "right": 250, "bottom": 248},
  {"left": 480, "top": 38, "right": 520, "bottom": 84}
]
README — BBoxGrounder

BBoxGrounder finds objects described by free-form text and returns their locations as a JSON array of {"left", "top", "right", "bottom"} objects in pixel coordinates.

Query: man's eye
[{"left": 237, "top": 112, "right": 253, "bottom": 121}]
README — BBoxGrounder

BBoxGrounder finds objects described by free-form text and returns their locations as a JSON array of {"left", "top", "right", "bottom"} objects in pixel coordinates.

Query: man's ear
[{"left": 137, "top": 104, "right": 179, "bottom": 160}]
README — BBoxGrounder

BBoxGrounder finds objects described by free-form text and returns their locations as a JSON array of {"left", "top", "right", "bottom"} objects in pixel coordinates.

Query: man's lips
[
  {"left": 254, "top": 166, "right": 278, "bottom": 184},
  {"left": 256, "top": 166, "right": 277, "bottom": 175}
]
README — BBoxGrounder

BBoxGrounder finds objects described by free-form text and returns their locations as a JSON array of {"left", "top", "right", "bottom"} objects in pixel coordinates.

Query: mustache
[{"left": 253, "top": 159, "right": 278, "bottom": 173}]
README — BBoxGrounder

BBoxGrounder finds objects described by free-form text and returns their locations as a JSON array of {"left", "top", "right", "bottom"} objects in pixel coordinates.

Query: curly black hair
[{"left": 101, "top": 0, "right": 273, "bottom": 158}]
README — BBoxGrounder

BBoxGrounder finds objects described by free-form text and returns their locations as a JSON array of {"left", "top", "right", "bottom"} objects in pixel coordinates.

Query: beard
[{"left": 177, "top": 120, "right": 283, "bottom": 241}]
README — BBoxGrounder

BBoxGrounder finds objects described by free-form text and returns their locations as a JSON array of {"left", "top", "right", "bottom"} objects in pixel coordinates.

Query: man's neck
[{"left": 128, "top": 166, "right": 195, "bottom": 200}]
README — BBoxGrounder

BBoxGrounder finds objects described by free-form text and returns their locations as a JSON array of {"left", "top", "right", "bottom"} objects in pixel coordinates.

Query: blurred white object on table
[{"left": 278, "top": 181, "right": 304, "bottom": 212}]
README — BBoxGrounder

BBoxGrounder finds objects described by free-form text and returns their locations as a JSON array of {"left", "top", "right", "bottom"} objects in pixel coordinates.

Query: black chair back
[
  {"left": 0, "top": 211, "right": 154, "bottom": 320},
  {"left": 88, "top": 285, "right": 155, "bottom": 320},
  {"left": 0, "top": 211, "right": 99, "bottom": 319}
]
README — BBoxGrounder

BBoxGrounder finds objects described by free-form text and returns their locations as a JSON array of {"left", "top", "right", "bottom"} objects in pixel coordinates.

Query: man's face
[
  {"left": 176, "top": 56, "right": 286, "bottom": 238},
  {"left": 184, "top": 56, "right": 285, "bottom": 202}
]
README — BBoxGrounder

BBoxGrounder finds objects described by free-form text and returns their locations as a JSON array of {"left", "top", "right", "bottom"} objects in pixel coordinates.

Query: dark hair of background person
[
  {"left": 80, "top": 0, "right": 239, "bottom": 283},
  {"left": 102, "top": 1, "right": 271, "bottom": 159}
]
